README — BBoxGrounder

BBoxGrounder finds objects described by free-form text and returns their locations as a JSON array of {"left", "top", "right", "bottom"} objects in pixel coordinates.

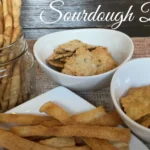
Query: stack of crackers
[
  {"left": 47, "top": 40, "right": 118, "bottom": 76},
  {"left": 121, "top": 85, "right": 150, "bottom": 128}
]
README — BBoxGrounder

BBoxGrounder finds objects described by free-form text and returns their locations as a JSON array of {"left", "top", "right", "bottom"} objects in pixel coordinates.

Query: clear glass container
[{"left": 0, "top": 33, "right": 36, "bottom": 112}]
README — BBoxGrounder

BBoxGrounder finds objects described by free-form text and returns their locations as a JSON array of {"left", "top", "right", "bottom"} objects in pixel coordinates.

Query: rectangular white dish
[{"left": 0, "top": 86, "right": 148, "bottom": 150}]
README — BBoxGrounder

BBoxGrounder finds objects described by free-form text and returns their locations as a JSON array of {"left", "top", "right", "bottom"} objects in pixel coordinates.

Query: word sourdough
[{"left": 40, "top": 0, "right": 150, "bottom": 29}]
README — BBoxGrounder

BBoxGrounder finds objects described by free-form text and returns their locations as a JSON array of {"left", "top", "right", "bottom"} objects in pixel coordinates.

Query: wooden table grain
[{"left": 22, "top": 0, "right": 150, "bottom": 39}]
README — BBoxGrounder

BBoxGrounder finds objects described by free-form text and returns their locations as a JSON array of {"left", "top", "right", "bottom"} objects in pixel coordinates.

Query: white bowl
[
  {"left": 34, "top": 29, "right": 134, "bottom": 91},
  {"left": 111, "top": 58, "right": 150, "bottom": 143}
]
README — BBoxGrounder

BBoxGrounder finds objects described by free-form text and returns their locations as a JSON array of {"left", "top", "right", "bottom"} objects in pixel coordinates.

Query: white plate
[{"left": 1, "top": 86, "right": 148, "bottom": 150}]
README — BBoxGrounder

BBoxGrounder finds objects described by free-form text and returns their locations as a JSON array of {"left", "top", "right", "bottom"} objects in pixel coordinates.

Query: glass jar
[{"left": 0, "top": 33, "right": 36, "bottom": 112}]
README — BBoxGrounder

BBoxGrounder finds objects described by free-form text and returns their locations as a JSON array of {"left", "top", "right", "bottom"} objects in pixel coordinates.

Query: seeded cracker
[
  {"left": 59, "top": 40, "right": 83, "bottom": 52},
  {"left": 62, "top": 68, "right": 74, "bottom": 76},
  {"left": 139, "top": 115, "right": 150, "bottom": 128},
  {"left": 48, "top": 51, "right": 74, "bottom": 60},
  {"left": 54, "top": 47, "right": 67, "bottom": 54},
  {"left": 92, "top": 47, "right": 118, "bottom": 74},
  {"left": 63, "top": 47, "right": 97, "bottom": 76},
  {"left": 47, "top": 60, "right": 64, "bottom": 68},
  {"left": 60, "top": 57, "right": 67, "bottom": 62},
  {"left": 120, "top": 85, "right": 150, "bottom": 121}
]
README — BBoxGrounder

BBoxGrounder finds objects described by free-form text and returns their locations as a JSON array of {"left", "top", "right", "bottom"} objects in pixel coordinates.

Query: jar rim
[{"left": 0, "top": 45, "right": 27, "bottom": 66}]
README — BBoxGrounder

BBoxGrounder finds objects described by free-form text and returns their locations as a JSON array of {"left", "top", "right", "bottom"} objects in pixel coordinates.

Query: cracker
[
  {"left": 64, "top": 48, "right": 97, "bottom": 76},
  {"left": 59, "top": 40, "right": 96, "bottom": 52},
  {"left": 60, "top": 57, "right": 67, "bottom": 62},
  {"left": 139, "top": 115, "right": 150, "bottom": 128},
  {"left": 120, "top": 86, "right": 150, "bottom": 120},
  {"left": 47, "top": 60, "right": 64, "bottom": 68},
  {"left": 48, "top": 52, "right": 73, "bottom": 61},
  {"left": 92, "top": 47, "right": 118, "bottom": 74},
  {"left": 75, "top": 47, "right": 87, "bottom": 56},
  {"left": 61, "top": 68, "right": 74, "bottom": 76},
  {"left": 54, "top": 47, "right": 67, "bottom": 54},
  {"left": 59, "top": 40, "right": 83, "bottom": 52},
  {"left": 84, "top": 44, "right": 96, "bottom": 50}
]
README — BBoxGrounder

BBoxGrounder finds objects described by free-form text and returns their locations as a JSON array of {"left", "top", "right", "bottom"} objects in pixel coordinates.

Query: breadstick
[
  {"left": 0, "top": 0, "right": 4, "bottom": 47},
  {"left": 20, "top": 55, "right": 29, "bottom": 102},
  {"left": 0, "top": 0, "right": 3, "bottom": 19},
  {"left": 40, "top": 102, "right": 73, "bottom": 125},
  {"left": 4, "top": 14, "right": 12, "bottom": 29},
  {"left": 71, "top": 106, "right": 106, "bottom": 123},
  {"left": 41, "top": 119, "right": 62, "bottom": 127},
  {"left": 7, "top": 0, "right": 12, "bottom": 15},
  {"left": 0, "top": 34, "right": 3, "bottom": 47},
  {"left": 2, "top": 0, "right": 8, "bottom": 17},
  {"left": 61, "top": 146, "right": 91, "bottom": 150},
  {"left": 7, "top": 0, "right": 22, "bottom": 108},
  {"left": 11, "top": 26, "right": 21, "bottom": 43},
  {"left": 3, "top": 26, "right": 21, "bottom": 110},
  {"left": 83, "top": 138, "right": 118, "bottom": 150},
  {"left": 3, "top": 26, "right": 12, "bottom": 47},
  {"left": 0, "top": 113, "right": 53, "bottom": 125},
  {"left": 0, "top": 24, "right": 13, "bottom": 109},
  {"left": 40, "top": 102, "right": 122, "bottom": 126},
  {"left": 8, "top": 62, "right": 21, "bottom": 109},
  {"left": 1, "top": 79, "right": 11, "bottom": 111},
  {"left": 40, "top": 102, "right": 127, "bottom": 148},
  {"left": 17, "top": 86, "right": 23, "bottom": 105},
  {"left": 11, "top": 125, "right": 131, "bottom": 143},
  {"left": 0, "top": 129, "right": 57, "bottom": 150},
  {"left": 39, "top": 137, "right": 76, "bottom": 148},
  {"left": 0, "top": 62, "right": 13, "bottom": 110},
  {"left": 12, "top": 0, "right": 22, "bottom": 28},
  {"left": 86, "top": 111, "right": 123, "bottom": 126}
]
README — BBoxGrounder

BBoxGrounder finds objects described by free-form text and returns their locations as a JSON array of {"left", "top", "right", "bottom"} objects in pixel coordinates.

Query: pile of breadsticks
[
  {"left": 0, "top": 101, "right": 131, "bottom": 150},
  {"left": 0, "top": 0, "right": 25, "bottom": 111}
]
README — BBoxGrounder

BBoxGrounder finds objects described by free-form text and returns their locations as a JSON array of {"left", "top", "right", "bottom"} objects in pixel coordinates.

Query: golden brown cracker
[
  {"left": 92, "top": 47, "right": 118, "bottom": 74},
  {"left": 47, "top": 60, "right": 64, "bottom": 68},
  {"left": 59, "top": 40, "right": 83, "bottom": 52},
  {"left": 138, "top": 115, "right": 150, "bottom": 128},
  {"left": 54, "top": 47, "right": 67, "bottom": 54},
  {"left": 64, "top": 49, "right": 97, "bottom": 76},
  {"left": 60, "top": 57, "right": 67, "bottom": 62},
  {"left": 61, "top": 68, "right": 74, "bottom": 76},
  {"left": 83, "top": 44, "right": 96, "bottom": 50},
  {"left": 48, "top": 52, "right": 73, "bottom": 61},
  {"left": 121, "top": 85, "right": 150, "bottom": 121}
]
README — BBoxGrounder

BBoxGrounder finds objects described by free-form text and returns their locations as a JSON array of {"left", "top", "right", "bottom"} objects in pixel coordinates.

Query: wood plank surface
[{"left": 22, "top": 0, "right": 150, "bottom": 38}]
